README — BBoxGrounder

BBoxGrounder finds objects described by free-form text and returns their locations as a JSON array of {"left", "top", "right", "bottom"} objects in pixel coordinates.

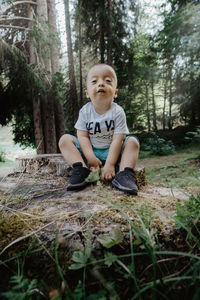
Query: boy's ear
[
  {"left": 85, "top": 90, "right": 89, "bottom": 98},
  {"left": 114, "top": 89, "right": 118, "bottom": 98}
]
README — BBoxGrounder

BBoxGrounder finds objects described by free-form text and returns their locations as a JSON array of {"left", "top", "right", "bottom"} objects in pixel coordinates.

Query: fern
[{"left": 1, "top": 274, "right": 40, "bottom": 300}]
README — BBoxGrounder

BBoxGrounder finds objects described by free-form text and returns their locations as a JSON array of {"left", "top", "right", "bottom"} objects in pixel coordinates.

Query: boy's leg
[
  {"left": 112, "top": 137, "right": 139, "bottom": 195},
  {"left": 59, "top": 134, "right": 87, "bottom": 167},
  {"left": 119, "top": 136, "right": 139, "bottom": 171},
  {"left": 59, "top": 134, "right": 90, "bottom": 190}
]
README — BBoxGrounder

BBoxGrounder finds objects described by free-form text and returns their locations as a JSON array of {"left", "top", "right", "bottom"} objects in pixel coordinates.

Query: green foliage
[
  {"left": 1, "top": 274, "right": 40, "bottom": 300},
  {"left": 141, "top": 132, "right": 175, "bottom": 155},
  {"left": 175, "top": 193, "right": 200, "bottom": 228},
  {"left": 85, "top": 169, "right": 101, "bottom": 183},
  {"left": 184, "top": 126, "right": 200, "bottom": 144},
  {"left": 0, "top": 149, "right": 6, "bottom": 162},
  {"left": 97, "top": 228, "right": 123, "bottom": 249},
  {"left": 145, "top": 146, "right": 200, "bottom": 187},
  {"left": 69, "top": 247, "right": 91, "bottom": 270}
]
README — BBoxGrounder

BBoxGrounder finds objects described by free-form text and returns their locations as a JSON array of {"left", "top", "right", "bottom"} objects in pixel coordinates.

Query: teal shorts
[{"left": 71, "top": 135, "right": 139, "bottom": 165}]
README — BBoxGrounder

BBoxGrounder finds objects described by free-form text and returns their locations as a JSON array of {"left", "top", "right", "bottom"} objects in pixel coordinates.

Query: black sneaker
[
  {"left": 112, "top": 168, "right": 138, "bottom": 195},
  {"left": 67, "top": 162, "right": 91, "bottom": 191}
]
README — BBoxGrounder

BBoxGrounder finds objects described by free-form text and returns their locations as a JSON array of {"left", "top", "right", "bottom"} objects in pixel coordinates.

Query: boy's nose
[{"left": 98, "top": 79, "right": 104, "bottom": 86}]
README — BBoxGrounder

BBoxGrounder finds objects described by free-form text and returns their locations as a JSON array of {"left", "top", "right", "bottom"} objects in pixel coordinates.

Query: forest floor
[
  {"left": 0, "top": 146, "right": 200, "bottom": 298},
  {"left": 0, "top": 146, "right": 199, "bottom": 239}
]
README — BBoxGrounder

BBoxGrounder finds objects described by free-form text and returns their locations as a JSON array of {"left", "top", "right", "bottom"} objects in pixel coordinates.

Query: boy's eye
[
  {"left": 91, "top": 80, "right": 97, "bottom": 83},
  {"left": 106, "top": 79, "right": 111, "bottom": 82}
]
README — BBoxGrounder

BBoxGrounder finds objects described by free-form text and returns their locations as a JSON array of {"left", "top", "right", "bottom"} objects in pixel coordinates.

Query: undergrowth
[
  {"left": 144, "top": 147, "right": 200, "bottom": 188},
  {"left": 0, "top": 188, "right": 200, "bottom": 299},
  {"left": 0, "top": 146, "right": 200, "bottom": 299}
]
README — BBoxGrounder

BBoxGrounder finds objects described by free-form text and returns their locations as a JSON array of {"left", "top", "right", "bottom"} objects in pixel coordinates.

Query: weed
[
  {"left": 1, "top": 265, "right": 41, "bottom": 300},
  {"left": 175, "top": 193, "right": 200, "bottom": 229}
]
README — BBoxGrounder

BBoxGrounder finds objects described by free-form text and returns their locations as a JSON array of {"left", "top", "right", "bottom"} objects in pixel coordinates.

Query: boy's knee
[
  {"left": 58, "top": 134, "right": 73, "bottom": 149},
  {"left": 126, "top": 137, "right": 140, "bottom": 151}
]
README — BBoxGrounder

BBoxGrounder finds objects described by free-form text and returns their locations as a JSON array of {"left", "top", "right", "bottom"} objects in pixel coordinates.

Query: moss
[{"left": 0, "top": 212, "right": 43, "bottom": 256}]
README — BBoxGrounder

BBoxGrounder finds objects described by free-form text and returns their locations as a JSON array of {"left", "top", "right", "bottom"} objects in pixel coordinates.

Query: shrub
[
  {"left": 0, "top": 149, "right": 6, "bottom": 162},
  {"left": 184, "top": 126, "right": 200, "bottom": 144},
  {"left": 141, "top": 132, "right": 175, "bottom": 155}
]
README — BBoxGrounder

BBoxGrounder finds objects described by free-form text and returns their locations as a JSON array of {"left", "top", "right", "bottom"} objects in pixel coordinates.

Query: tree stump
[{"left": 14, "top": 154, "right": 146, "bottom": 188}]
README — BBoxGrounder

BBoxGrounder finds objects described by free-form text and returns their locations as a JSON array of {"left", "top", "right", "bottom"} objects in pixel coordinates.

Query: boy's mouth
[{"left": 97, "top": 89, "right": 105, "bottom": 93}]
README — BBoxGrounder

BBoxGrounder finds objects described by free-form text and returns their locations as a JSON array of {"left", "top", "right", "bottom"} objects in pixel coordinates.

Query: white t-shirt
[{"left": 75, "top": 102, "right": 129, "bottom": 149}]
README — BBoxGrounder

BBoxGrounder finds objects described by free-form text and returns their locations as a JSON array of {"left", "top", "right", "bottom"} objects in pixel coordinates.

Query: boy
[{"left": 59, "top": 64, "right": 139, "bottom": 194}]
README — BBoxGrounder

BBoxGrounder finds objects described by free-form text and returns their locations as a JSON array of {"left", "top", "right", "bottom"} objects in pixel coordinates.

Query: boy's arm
[
  {"left": 77, "top": 130, "right": 102, "bottom": 169},
  {"left": 102, "top": 133, "right": 125, "bottom": 181}
]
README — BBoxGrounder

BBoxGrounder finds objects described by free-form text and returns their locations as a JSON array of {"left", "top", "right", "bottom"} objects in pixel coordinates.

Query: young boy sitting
[{"left": 59, "top": 63, "right": 139, "bottom": 194}]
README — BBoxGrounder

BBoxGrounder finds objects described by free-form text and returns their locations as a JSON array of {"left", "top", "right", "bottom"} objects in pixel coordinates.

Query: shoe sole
[
  {"left": 112, "top": 179, "right": 138, "bottom": 195},
  {"left": 67, "top": 181, "right": 89, "bottom": 191}
]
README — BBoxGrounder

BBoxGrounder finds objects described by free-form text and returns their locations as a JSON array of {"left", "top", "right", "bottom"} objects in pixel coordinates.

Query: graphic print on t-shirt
[
  {"left": 86, "top": 120, "right": 115, "bottom": 135},
  {"left": 75, "top": 102, "right": 129, "bottom": 149}
]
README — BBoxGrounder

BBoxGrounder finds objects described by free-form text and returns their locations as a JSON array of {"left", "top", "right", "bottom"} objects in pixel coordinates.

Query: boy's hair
[{"left": 86, "top": 63, "right": 117, "bottom": 86}]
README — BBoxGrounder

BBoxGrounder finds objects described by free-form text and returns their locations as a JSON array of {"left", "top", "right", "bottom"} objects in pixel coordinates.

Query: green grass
[
  {"left": 144, "top": 147, "right": 200, "bottom": 188},
  {"left": 1, "top": 144, "right": 200, "bottom": 299}
]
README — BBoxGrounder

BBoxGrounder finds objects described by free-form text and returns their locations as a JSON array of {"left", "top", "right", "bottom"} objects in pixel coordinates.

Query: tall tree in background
[
  {"left": 64, "top": 0, "right": 79, "bottom": 131},
  {"left": 47, "top": 0, "right": 65, "bottom": 149},
  {"left": 157, "top": 0, "right": 200, "bottom": 128},
  {"left": 74, "top": 0, "right": 137, "bottom": 85},
  {"left": 0, "top": 0, "right": 65, "bottom": 153}
]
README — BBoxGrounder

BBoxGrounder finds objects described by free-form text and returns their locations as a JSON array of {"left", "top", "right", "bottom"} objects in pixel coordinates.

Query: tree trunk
[
  {"left": 47, "top": 0, "right": 59, "bottom": 74},
  {"left": 47, "top": 0, "right": 65, "bottom": 150},
  {"left": 151, "top": 79, "right": 157, "bottom": 131},
  {"left": 107, "top": 0, "right": 112, "bottom": 65},
  {"left": 78, "top": 11, "right": 83, "bottom": 107},
  {"left": 145, "top": 83, "right": 151, "bottom": 132},
  {"left": 163, "top": 77, "right": 167, "bottom": 131},
  {"left": 28, "top": 2, "right": 45, "bottom": 154},
  {"left": 168, "top": 67, "right": 173, "bottom": 130},
  {"left": 37, "top": 0, "right": 57, "bottom": 153},
  {"left": 99, "top": 24, "right": 105, "bottom": 63},
  {"left": 64, "top": 0, "right": 79, "bottom": 126},
  {"left": 99, "top": 3, "right": 105, "bottom": 63}
]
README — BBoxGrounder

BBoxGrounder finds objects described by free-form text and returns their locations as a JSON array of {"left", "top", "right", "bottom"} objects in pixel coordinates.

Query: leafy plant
[
  {"left": 1, "top": 274, "right": 40, "bottom": 300},
  {"left": 184, "top": 126, "right": 200, "bottom": 144},
  {"left": 69, "top": 247, "right": 91, "bottom": 270},
  {"left": 141, "top": 132, "right": 175, "bottom": 155},
  {"left": 175, "top": 193, "right": 200, "bottom": 228},
  {"left": 0, "top": 149, "right": 6, "bottom": 162},
  {"left": 97, "top": 228, "right": 123, "bottom": 249},
  {"left": 85, "top": 169, "right": 101, "bottom": 183}
]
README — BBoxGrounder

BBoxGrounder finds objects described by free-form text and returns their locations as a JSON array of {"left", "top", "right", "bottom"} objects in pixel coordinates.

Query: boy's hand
[
  {"left": 101, "top": 163, "right": 115, "bottom": 181},
  {"left": 88, "top": 156, "right": 102, "bottom": 170}
]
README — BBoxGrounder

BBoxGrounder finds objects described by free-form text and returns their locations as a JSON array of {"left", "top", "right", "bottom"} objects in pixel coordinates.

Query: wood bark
[
  {"left": 47, "top": 0, "right": 65, "bottom": 150},
  {"left": 168, "top": 66, "right": 173, "bottom": 130},
  {"left": 151, "top": 79, "right": 157, "bottom": 131},
  {"left": 145, "top": 83, "right": 151, "bottom": 132},
  {"left": 163, "top": 77, "right": 167, "bottom": 131},
  {"left": 107, "top": 0, "right": 112, "bottom": 65},
  {"left": 78, "top": 12, "right": 83, "bottom": 107},
  {"left": 64, "top": 0, "right": 79, "bottom": 125},
  {"left": 28, "top": 2, "right": 45, "bottom": 154},
  {"left": 37, "top": 0, "right": 57, "bottom": 153},
  {"left": 99, "top": 9, "right": 105, "bottom": 63}
]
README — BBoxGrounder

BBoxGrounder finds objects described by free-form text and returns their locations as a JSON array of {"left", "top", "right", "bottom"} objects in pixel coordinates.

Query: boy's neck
[{"left": 92, "top": 101, "right": 113, "bottom": 115}]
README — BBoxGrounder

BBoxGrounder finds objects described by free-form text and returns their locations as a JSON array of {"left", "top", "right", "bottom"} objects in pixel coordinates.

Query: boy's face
[{"left": 86, "top": 65, "right": 118, "bottom": 107}]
